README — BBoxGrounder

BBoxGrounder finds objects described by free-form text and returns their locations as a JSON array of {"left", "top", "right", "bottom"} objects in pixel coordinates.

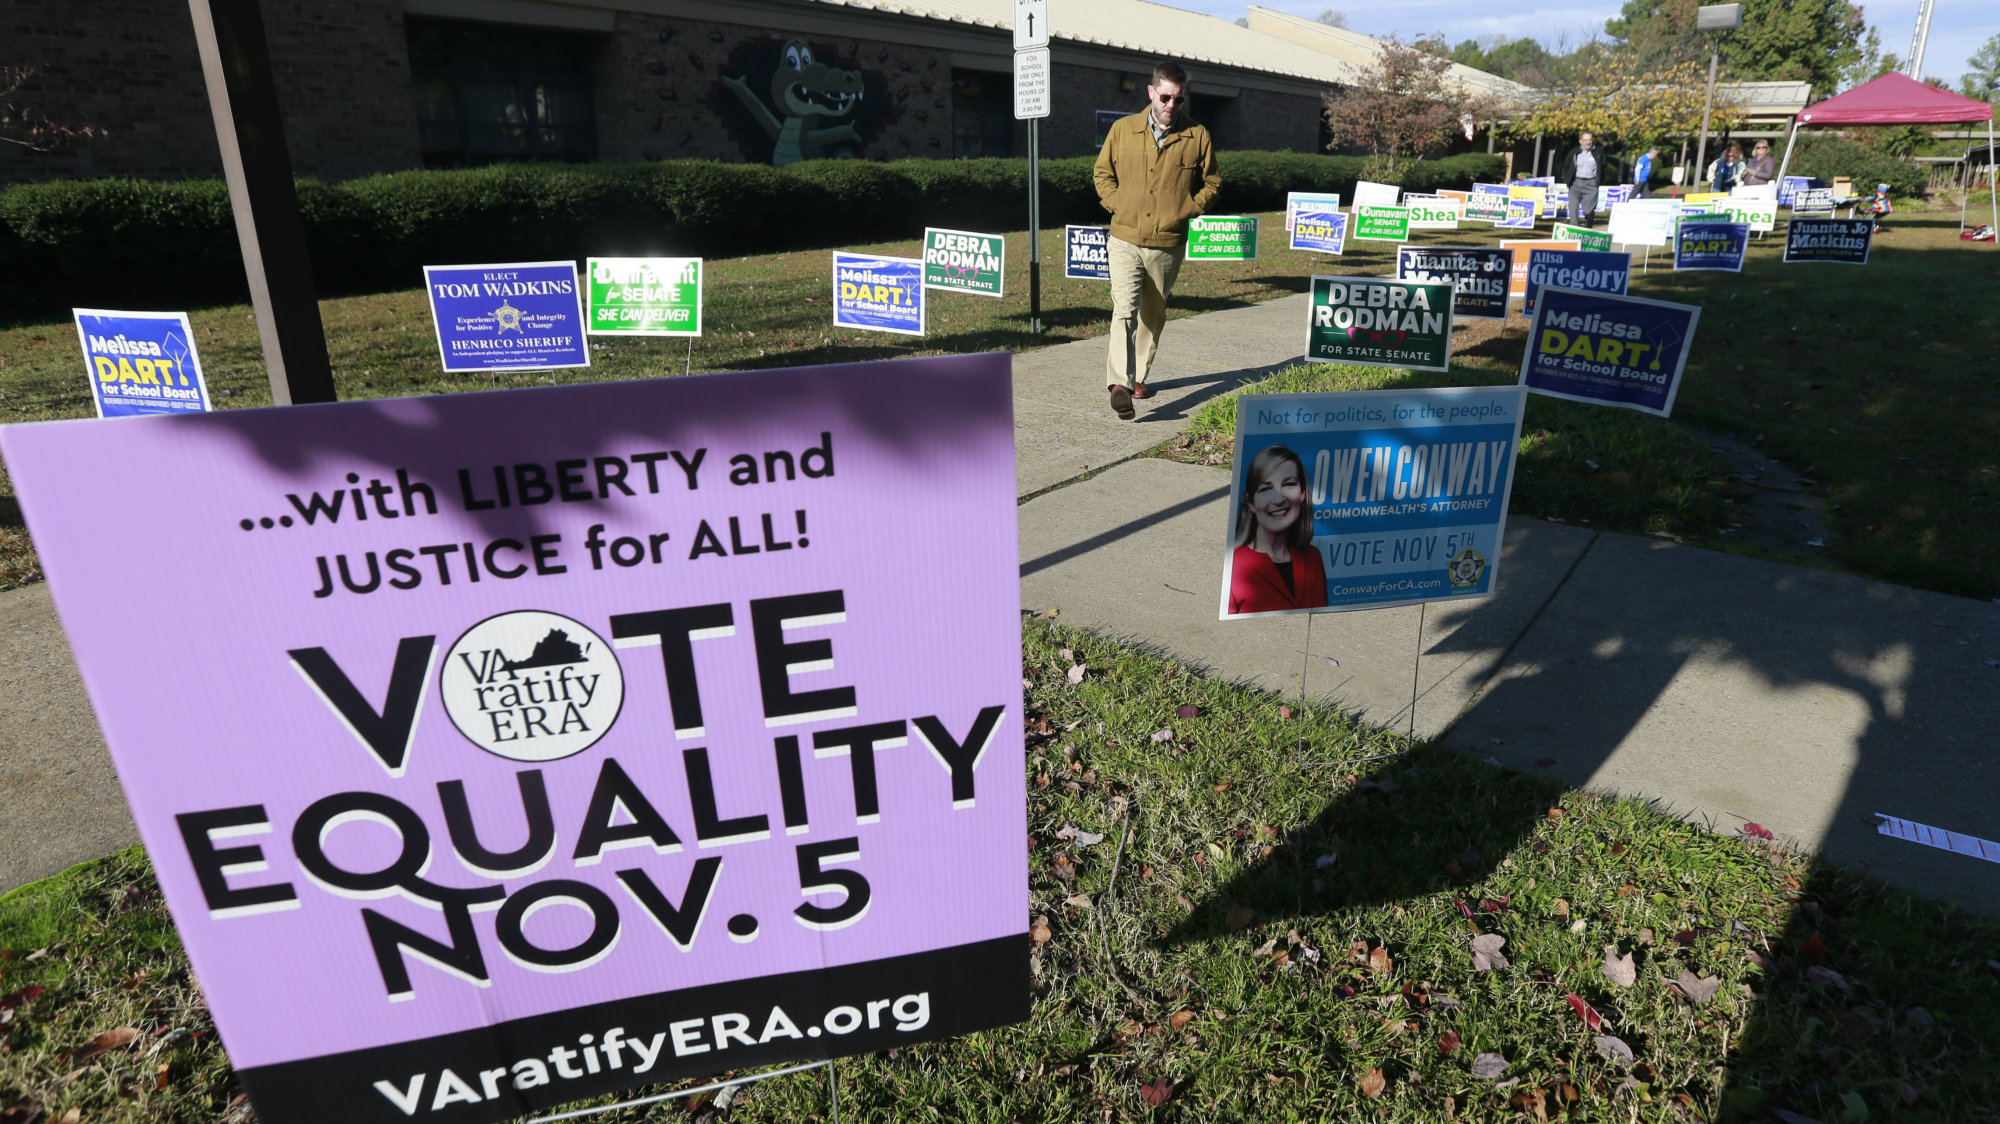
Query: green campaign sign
[
  {"left": 585, "top": 258, "right": 702, "bottom": 336},
  {"left": 923, "top": 227, "right": 1006, "bottom": 297},
  {"left": 1552, "top": 223, "right": 1613, "bottom": 252},
  {"left": 1353, "top": 206, "right": 1412, "bottom": 242},
  {"left": 1402, "top": 195, "right": 1463, "bottom": 230},
  {"left": 1305, "top": 275, "right": 1454, "bottom": 373},
  {"left": 1188, "top": 215, "right": 1259, "bottom": 260}
]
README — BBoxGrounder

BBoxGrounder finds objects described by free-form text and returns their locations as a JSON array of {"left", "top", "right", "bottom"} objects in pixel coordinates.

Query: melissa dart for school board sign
[{"left": 0, "top": 353, "right": 1029, "bottom": 1124}]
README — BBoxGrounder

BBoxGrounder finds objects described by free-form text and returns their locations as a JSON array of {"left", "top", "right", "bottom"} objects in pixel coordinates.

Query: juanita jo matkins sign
[{"left": 0, "top": 354, "right": 1028, "bottom": 1124}]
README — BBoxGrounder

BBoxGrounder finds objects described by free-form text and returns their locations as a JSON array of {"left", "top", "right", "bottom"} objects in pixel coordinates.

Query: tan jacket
[{"left": 1092, "top": 111, "right": 1221, "bottom": 248}]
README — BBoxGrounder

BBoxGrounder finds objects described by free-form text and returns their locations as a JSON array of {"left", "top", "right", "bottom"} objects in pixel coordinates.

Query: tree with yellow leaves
[{"left": 1504, "top": 50, "right": 1741, "bottom": 147}]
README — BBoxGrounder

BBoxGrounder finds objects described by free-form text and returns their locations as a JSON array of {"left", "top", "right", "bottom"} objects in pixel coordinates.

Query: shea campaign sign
[
  {"left": 833, "top": 253, "right": 924, "bottom": 335},
  {"left": 0, "top": 354, "right": 1028, "bottom": 1123},
  {"left": 1221, "top": 386, "right": 1525, "bottom": 618},
  {"left": 1306, "top": 276, "right": 1453, "bottom": 373},
  {"left": 425, "top": 262, "right": 589, "bottom": 373},
  {"left": 1394, "top": 246, "right": 1511, "bottom": 319},
  {"left": 1064, "top": 226, "right": 1110, "bottom": 279},
  {"left": 1784, "top": 218, "right": 1874, "bottom": 265},
  {"left": 72, "top": 308, "right": 212, "bottom": 418},
  {"left": 1521, "top": 287, "right": 1701, "bottom": 417}
]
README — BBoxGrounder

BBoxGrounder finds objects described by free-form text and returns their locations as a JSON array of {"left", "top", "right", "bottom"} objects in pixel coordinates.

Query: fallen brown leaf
[
  {"left": 1593, "top": 1035, "right": 1634, "bottom": 1065},
  {"left": 1169, "top": 1010, "right": 1195, "bottom": 1031},
  {"left": 1029, "top": 916, "right": 1053, "bottom": 946},
  {"left": 1470, "top": 932, "right": 1509, "bottom": 972},
  {"left": 1671, "top": 970, "right": 1722, "bottom": 1006},
  {"left": 1369, "top": 946, "right": 1394, "bottom": 978},
  {"left": 74, "top": 1026, "right": 140, "bottom": 1061},
  {"left": 1511, "top": 1087, "right": 1549, "bottom": 1123},
  {"left": 1546, "top": 807, "right": 1565, "bottom": 824},
  {"left": 1602, "top": 947, "right": 1637, "bottom": 987},
  {"left": 1138, "top": 1077, "right": 1174, "bottom": 1108},
  {"left": 1225, "top": 906, "right": 1256, "bottom": 931},
  {"left": 1359, "top": 1067, "right": 1386, "bottom": 1099}
]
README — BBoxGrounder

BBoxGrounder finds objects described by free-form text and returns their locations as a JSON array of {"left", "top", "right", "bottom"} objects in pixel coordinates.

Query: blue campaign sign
[
  {"left": 1065, "top": 226, "right": 1110, "bottom": 280},
  {"left": 1674, "top": 220, "right": 1750, "bottom": 272},
  {"left": 1220, "top": 386, "right": 1526, "bottom": 618},
  {"left": 1522, "top": 249, "right": 1631, "bottom": 314},
  {"left": 833, "top": 252, "right": 925, "bottom": 335},
  {"left": 1497, "top": 200, "right": 1536, "bottom": 229},
  {"left": 1778, "top": 176, "right": 1812, "bottom": 206},
  {"left": 71, "top": 309, "right": 211, "bottom": 419},
  {"left": 1289, "top": 209, "right": 1348, "bottom": 253},
  {"left": 423, "top": 261, "right": 588, "bottom": 372},
  {"left": 1520, "top": 286, "right": 1700, "bottom": 417}
]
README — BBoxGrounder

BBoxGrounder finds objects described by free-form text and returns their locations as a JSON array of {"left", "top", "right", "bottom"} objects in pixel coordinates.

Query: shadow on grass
[{"left": 1149, "top": 511, "right": 2000, "bottom": 1117}]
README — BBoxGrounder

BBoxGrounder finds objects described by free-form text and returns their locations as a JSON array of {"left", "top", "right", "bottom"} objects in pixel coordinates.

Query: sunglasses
[{"left": 1153, "top": 92, "right": 1186, "bottom": 103}]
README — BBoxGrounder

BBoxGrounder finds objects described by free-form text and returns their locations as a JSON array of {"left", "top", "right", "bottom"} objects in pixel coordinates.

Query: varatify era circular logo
[
  {"left": 442, "top": 610, "right": 623, "bottom": 761},
  {"left": 1448, "top": 548, "right": 1488, "bottom": 588}
]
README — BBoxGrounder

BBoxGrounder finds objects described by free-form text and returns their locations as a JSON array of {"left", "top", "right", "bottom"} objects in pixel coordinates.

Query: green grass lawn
[
  {"left": 2, "top": 207, "right": 1996, "bottom": 597},
  {"left": 3, "top": 208, "right": 1994, "bottom": 597},
  {"left": 5, "top": 620, "right": 1997, "bottom": 1123},
  {"left": 1166, "top": 209, "right": 2000, "bottom": 597}
]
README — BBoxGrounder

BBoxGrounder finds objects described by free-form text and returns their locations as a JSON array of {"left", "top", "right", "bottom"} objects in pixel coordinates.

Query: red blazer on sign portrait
[{"left": 1228, "top": 545, "right": 1327, "bottom": 615}]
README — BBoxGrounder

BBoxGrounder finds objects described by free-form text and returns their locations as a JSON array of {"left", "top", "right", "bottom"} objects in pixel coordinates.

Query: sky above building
[{"left": 1163, "top": 1, "right": 1995, "bottom": 91}]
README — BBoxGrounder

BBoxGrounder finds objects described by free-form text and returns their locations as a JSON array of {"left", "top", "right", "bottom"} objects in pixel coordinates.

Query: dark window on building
[
  {"left": 407, "top": 18, "right": 598, "bottom": 168},
  {"left": 952, "top": 70, "right": 1013, "bottom": 158}
]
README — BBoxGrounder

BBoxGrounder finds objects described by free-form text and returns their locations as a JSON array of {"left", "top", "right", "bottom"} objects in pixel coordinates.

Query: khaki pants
[{"left": 1105, "top": 235, "right": 1183, "bottom": 390}]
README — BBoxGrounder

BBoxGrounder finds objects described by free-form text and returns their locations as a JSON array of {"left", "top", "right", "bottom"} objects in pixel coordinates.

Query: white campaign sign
[
  {"left": 1351, "top": 181, "right": 1400, "bottom": 211},
  {"left": 1013, "top": 47, "right": 1050, "bottom": 119},
  {"left": 1607, "top": 200, "right": 1676, "bottom": 247}
]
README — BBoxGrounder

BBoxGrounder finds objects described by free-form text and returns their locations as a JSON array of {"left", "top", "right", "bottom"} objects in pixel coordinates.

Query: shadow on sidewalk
[{"left": 1150, "top": 539, "right": 1999, "bottom": 1116}]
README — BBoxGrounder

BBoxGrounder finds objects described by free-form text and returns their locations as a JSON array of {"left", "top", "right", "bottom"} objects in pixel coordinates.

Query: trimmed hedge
[
  {"left": 0, "top": 152, "right": 1502, "bottom": 322},
  {"left": 1786, "top": 135, "right": 1926, "bottom": 199}
]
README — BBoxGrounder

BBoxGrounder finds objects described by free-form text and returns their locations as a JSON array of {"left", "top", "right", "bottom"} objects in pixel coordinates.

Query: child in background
[{"left": 1866, "top": 183, "right": 1894, "bottom": 233}]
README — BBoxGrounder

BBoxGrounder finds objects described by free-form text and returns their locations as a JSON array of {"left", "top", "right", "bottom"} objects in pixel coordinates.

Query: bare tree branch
[{"left": 0, "top": 66, "right": 105, "bottom": 153}]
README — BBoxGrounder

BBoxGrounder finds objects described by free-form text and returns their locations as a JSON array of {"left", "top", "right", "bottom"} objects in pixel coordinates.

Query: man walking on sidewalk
[
  {"left": 1558, "top": 131, "right": 1613, "bottom": 227},
  {"left": 1092, "top": 60, "right": 1220, "bottom": 420}
]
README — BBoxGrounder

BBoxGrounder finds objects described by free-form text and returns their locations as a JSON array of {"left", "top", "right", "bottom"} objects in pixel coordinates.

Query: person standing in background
[
  {"left": 1632, "top": 147, "right": 1657, "bottom": 199},
  {"left": 1738, "top": 140, "right": 1776, "bottom": 187},
  {"left": 1558, "top": 132, "right": 1614, "bottom": 227},
  {"left": 1091, "top": 60, "right": 1221, "bottom": 420},
  {"left": 1709, "top": 143, "right": 1744, "bottom": 192}
]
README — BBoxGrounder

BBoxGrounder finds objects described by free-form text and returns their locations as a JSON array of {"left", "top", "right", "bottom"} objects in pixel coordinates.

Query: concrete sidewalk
[{"left": 6, "top": 289, "right": 1998, "bottom": 919}]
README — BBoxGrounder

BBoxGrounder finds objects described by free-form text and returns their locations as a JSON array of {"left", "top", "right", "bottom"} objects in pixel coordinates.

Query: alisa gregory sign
[{"left": 0, "top": 353, "right": 1028, "bottom": 1124}]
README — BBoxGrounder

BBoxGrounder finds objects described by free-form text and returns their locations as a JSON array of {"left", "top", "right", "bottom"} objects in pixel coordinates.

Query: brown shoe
[
  {"left": 1131, "top": 382, "right": 1155, "bottom": 400},
  {"left": 1108, "top": 385, "right": 1135, "bottom": 420}
]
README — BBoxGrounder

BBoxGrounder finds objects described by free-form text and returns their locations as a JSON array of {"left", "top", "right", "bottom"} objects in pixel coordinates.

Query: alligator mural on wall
[{"left": 721, "top": 40, "right": 870, "bottom": 165}]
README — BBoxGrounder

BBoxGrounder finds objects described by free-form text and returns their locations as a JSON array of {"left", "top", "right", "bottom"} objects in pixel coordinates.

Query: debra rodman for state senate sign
[{"left": 0, "top": 354, "right": 1027, "bottom": 1123}]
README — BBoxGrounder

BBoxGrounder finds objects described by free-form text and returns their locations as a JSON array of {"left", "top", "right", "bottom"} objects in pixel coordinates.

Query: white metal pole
[
  {"left": 1695, "top": 41, "right": 1719, "bottom": 191},
  {"left": 1774, "top": 117, "right": 1801, "bottom": 187}
]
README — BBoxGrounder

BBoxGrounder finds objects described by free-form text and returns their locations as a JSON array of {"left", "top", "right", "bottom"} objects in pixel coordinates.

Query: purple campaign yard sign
[
  {"left": 425, "top": 261, "right": 590, "bottom": 373},
  {"left": 0, "top": 354, "right": 1027, "bottom": 1123}
]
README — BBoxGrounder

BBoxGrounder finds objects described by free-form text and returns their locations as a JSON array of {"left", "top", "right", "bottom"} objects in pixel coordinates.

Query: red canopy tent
[{"left": 1775, "top": 72, "right": 1996, "bottom": 238}]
